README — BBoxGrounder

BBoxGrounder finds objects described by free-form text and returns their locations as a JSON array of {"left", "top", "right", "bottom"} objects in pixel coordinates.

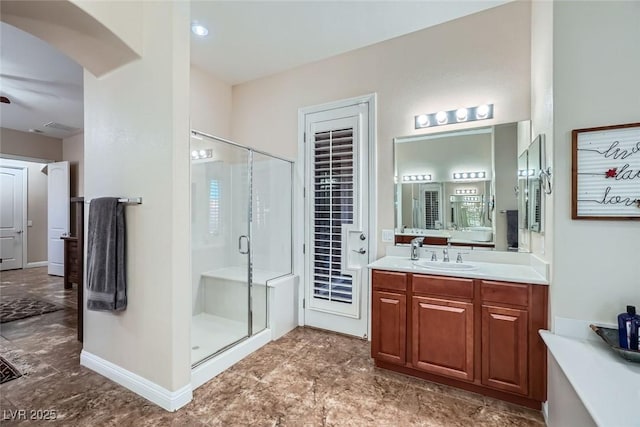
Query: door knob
[
  {"left": 352, "top": 248, "right": 366, "bottom": 254},
  {"left": 16, "top": 230, "right": 23, "bottom": 234}
]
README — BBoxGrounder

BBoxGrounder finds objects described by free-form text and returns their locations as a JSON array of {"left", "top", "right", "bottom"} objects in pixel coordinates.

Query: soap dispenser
[{"left": 617, "top": 305, "right": 637, "bottom": 349}]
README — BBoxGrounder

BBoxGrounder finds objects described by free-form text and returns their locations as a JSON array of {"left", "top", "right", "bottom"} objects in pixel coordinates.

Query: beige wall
[
  {"left": 551, "top": 1, "right": 640, "bottom": 324},
  {"left": 0, "top": 127, "right": 62, "bottom": 161},
  {"left": 190, "top": 65, "right": 232, "bottom": 138},
  {"left": 62, "top": 132, "right": 84, "bottom": 197},
  {"left": 1, "top": 1, "right": 140, "bottom": 78},
  {"left": 83, "top": 2, "right": 191, "bottom": 392},
  {"left": 231, "top": 1, "right": 532, "bottom": 256},
  {"left": 0, "top": 158, "right": 48, "bottom": 263}
]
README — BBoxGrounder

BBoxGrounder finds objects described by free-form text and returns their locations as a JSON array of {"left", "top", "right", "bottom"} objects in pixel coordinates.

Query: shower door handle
[{"left": 238, "top": 235, "right": 250, "bottom": 255}]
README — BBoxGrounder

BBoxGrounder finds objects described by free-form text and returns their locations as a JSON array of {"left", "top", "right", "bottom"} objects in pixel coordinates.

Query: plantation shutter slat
[
  {"left": 424, "top": 190, "right": 439, "bottom": 229},
  {"left": 312, "top": 128, "right": 354, "bottom": 304}
]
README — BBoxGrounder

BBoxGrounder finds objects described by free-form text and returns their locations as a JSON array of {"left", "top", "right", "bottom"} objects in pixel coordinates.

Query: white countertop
[
  {"left": 540, "top": 330, "right": 640, "bottom": 427},
  {"left": 367, "top": 251, "right": 548, "bottom": 285}
]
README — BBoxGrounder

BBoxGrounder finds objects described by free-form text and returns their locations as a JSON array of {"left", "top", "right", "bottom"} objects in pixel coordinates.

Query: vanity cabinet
[
  {"left": 480, "top": 280, "right": 529, "bottom": 395},
  {"left": 411, "top": 275, "right": 474, "bottom": 381},
  {"left": 371, "top": 270, "right": 407, "bottom": 365},
  {"left": 370, "top": 270, "right": 548, "bottom": 409}
]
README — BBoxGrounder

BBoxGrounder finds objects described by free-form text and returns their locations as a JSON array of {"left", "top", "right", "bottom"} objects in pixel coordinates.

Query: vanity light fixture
[
  {"left": 191, "top": 149, "right": 213, "bottom": 160},
  {"left": 402, "top": 174, "right": 432, "bottom": 183},
  {"left": 414, "top": 104, "right": 494, "bottom": 129},
  {"left": 453, "top": 171, "right": 486, "bottom": 180},
  {"left": 455, "top": 189, "right": 477, "bottom": 195},
  {"left": 518, "top": 169, "right": 535, "bottom": 177}
]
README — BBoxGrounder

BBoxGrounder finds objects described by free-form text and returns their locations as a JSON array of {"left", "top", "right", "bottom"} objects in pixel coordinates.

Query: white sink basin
[{"left": 413, "top": 260, "right": 478, "bottom": 271}]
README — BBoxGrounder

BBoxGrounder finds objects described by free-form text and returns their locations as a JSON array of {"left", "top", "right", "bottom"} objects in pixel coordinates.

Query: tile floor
[{"left": 0, "top": 267, "right": 545, "bottom": 426}]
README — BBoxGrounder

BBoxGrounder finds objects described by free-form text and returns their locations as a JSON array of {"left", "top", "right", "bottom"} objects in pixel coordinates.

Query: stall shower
[{"left": 190, "top": 131, "right": 293, "bottom": 369}]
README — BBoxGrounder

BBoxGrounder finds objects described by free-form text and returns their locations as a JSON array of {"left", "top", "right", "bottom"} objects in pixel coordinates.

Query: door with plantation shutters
[{"left": 303, "top": 101, "right": 371, "bottom": 337}]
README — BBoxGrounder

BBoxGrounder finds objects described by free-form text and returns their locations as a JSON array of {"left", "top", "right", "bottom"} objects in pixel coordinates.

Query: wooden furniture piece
[
  {"left": 371, "top": 269, "right": 548, "bottom": 409},
  {"left": 61, "top": 197, "right": 84, "bottom": 342}
]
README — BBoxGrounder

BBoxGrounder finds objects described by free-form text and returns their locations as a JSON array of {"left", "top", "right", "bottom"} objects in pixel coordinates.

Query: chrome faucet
[
  {"left": 456, "top": 252, "right": 468, "bottom": 264},
  {"left": 410, "top": 237, "right": 424, "bottom": 260},
  {"left": 443, "top": 243, "right": 451, "bottom": 262}
]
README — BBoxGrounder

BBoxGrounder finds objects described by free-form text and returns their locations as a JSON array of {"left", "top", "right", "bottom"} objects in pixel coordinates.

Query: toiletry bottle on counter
[
  {"left": 633, "top": 312, "right": 640, "bottom": 351},
  {"left": 617, "top": 305, "right": 637, "bottom": 349},
  {"left": 633, "top": 317, "right": 640, "bottom": 351}
]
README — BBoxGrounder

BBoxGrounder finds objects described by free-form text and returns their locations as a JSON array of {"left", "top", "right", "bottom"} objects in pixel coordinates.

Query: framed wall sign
[{"left": 572, "top": 122, "right": 640, "bottom": 220}]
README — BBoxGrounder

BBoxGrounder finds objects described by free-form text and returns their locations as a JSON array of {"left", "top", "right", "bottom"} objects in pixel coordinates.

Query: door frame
[
  {"left": 295, "top": 93, "right": 378, "bottom": 337},
  {"left": 0, "top": 159, "right": 30, "bottom": 269}
]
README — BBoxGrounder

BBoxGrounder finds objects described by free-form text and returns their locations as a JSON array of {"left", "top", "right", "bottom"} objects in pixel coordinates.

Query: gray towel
[
  {"left": 506, "top": 209, "right": 518, "bottom": 249},
  {"left": 87, "top": 197, "right": 127, "bottom": 311}
]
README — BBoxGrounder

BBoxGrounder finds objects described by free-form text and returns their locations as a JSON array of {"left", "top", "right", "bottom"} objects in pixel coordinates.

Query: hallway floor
[{"left": 0, "top": 268, "right": 545, "bottom": 426}]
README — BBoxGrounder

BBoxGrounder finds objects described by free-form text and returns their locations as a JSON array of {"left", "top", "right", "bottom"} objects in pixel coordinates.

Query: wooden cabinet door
[
  {"left": 371, "top": 290, "right": 406, "bottom": 365},
  {"left": 482, "top": 305, "right": 528, "bottom": 395},
  {"left": 412, "top": 296, "right": 474, "bottom": 381}
]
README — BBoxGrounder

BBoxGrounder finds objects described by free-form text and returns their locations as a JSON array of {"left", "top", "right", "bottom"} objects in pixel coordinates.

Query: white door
[
  {"left": 303, "top": 101, "right": 371, "bottom": 337},
  {"left": 0, "top": 167, "right": 24, "bottom": 270},
  {"left": 47, "top": 161, "right": 69, "bottom": 276}
]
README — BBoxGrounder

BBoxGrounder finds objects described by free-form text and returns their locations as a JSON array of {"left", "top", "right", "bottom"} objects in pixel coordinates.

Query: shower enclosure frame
[{"left": 190, "top": 129, "right": 294, "bottom": 369}]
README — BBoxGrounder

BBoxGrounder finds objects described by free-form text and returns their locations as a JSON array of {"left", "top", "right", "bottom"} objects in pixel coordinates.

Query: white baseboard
[
  {"left": 25, "top": 261, "right": 47, "bottom": 268},
  {"left": 542, "top": 401, "right": 549, "bottom": 425},
  {"left": 80, "top": 350, "right": 192, "bottom": 412}
]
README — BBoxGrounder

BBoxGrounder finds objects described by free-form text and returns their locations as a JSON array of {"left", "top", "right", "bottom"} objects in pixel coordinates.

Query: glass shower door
[{"left": 191, "top": 134, "right": 251, "bottom": 366}]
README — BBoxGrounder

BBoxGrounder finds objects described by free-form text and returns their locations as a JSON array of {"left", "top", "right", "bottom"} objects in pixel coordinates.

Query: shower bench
[{"left": 200, "top": 267, "right": 298, "bottom": 340}]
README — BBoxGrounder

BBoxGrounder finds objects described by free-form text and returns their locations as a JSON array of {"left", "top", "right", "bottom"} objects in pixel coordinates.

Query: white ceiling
[
  {"left": 0, "top": 22, "right": 83, "bottom": 139},
  {"left": 191, "top": 1, "right": 509, "bottom": 85},
  {"left": 0, "top": 1, "right": 507, "bottom": 139}
]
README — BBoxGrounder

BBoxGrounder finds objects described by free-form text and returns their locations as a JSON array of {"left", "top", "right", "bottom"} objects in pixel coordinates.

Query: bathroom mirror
[
  {"left": 527, "top": 134, "right": 544, "bottom": 233},
  {"left": 394, "top": 121, "right": 530, "bottom": 252}
]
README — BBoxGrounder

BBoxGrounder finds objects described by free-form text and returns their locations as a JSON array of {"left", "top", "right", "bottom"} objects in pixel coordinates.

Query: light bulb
[
  {"left": 454, "top": 173, "right": 461, "bottom": 179},
  {"left": 191, "top": 24, "right": 209, "bottom": 37},
  {"left": 469, "top": 172, "right": 477, "bottom": 178},
  {"left": 436, "top": 111, "right": 448, "bottom": 125},
  {"left": 462, "top": 173, "right": 469, "bottom": 179},
  {"left": 479, "top": 172, "right": 486, "bottom": 178},
  {"left": 456, "top": 108, "right": 468, "bottom": 122},
  {"left": 476, "top": 104, "right": 490, "bottom": 119},
  {"left": 416, "top": 115, "right": 429, "bottom": 127}
]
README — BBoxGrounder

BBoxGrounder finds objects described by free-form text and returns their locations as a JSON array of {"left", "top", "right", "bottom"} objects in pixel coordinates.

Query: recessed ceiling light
[{"left": 191, "top": 23, "right": 209, "bottom": 37}]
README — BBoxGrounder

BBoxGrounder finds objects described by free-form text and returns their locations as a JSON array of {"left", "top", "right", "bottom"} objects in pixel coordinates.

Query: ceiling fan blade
[{"left": 0, "top": 96, "right": 10, "bottom": 104}]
